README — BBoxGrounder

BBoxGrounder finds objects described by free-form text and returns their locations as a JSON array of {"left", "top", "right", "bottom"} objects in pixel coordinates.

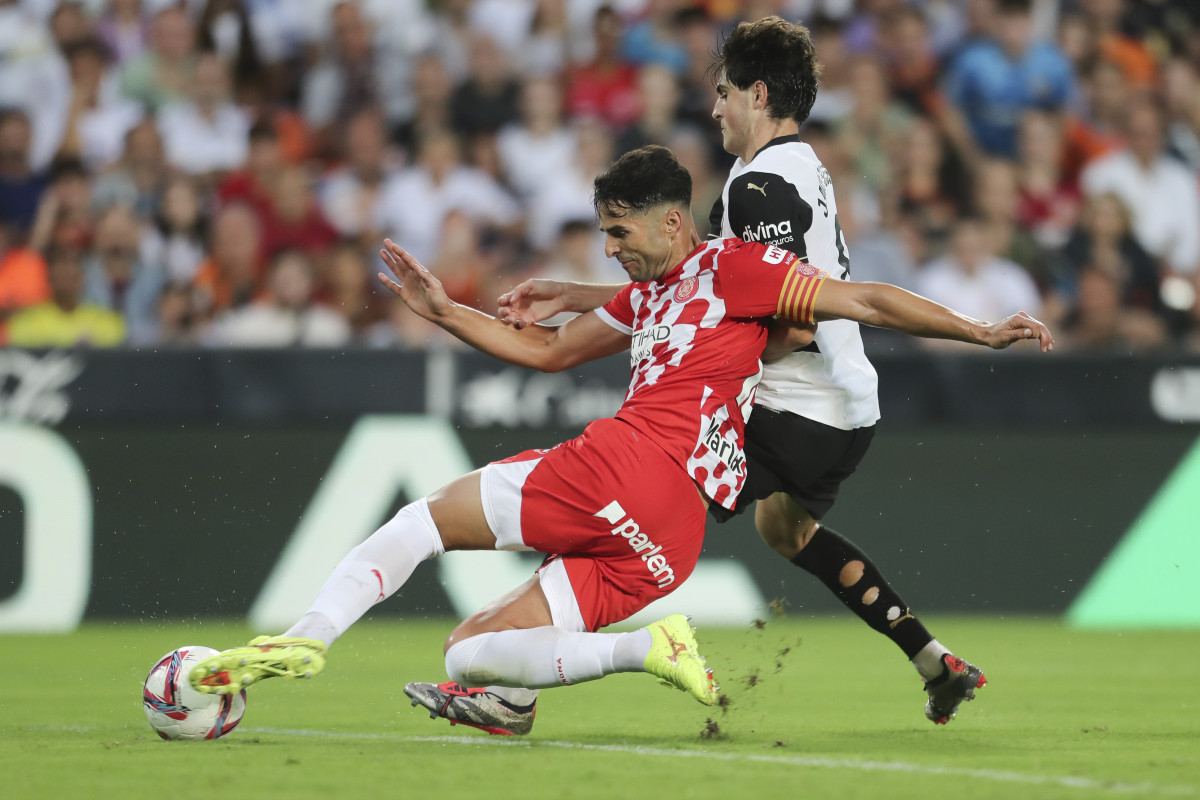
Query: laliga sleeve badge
[
  {"left": 794, "top": 262, "right": 825, "bottom": 279},
  {"left": 674, "top": 277, "right": 699, "bottom": 302}
]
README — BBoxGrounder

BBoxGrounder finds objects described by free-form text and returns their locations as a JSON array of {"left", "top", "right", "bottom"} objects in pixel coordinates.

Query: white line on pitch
[{"left": 250, "top": 727, "right": 1195, "bottom": 795}]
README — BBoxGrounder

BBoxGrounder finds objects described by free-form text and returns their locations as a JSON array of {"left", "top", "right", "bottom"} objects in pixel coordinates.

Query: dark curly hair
[
  {"left": 593, "top": 145, "right": 692, "bottom": 217},
  {"left": 712, "top": 16, "right": 823, "bottom": 125}
]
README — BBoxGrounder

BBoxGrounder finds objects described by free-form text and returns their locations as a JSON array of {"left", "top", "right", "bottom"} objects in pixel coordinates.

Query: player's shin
[
  {"left": 790, "top": 525, "right": 935, "bottom": 663},
  {"left": 445, "top": 627, "right": 652, "bottom": 688},
  {"left": 288, "top": 498, "right": 446, "bottom": 646}
]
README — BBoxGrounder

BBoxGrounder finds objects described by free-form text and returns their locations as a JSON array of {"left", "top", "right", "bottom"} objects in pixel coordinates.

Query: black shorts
[{"left": 710, "top": 407, "right": 875, "bottom": 523}]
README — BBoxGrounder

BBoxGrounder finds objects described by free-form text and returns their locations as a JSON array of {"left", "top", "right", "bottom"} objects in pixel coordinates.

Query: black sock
[{"left": 790, "top": 525, "right": 933, "bottom": 659}]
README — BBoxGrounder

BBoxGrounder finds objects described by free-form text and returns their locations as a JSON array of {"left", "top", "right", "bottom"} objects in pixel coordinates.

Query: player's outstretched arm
[
  {"left": 813, "top": 280, "right": 1055, "bottom": 352},
  {"left": 379, "top": 239, "right": 629, "bottom": 370},
  {"left": 497, "top": 279, "right": 626, "bottom": 329}
]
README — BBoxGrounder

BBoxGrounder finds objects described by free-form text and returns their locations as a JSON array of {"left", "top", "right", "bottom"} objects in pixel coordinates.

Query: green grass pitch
[{"left": 4, "top": 616, "right": 1197, "bottom": 800}]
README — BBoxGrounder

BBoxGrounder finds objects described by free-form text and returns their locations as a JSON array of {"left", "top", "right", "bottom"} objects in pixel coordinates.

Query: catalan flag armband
[{"left": 776, "top": 261, "right": 829, "bottom": 324}]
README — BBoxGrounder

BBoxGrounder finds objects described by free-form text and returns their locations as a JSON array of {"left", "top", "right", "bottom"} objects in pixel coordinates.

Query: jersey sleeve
[
  {"left": 725, "top": 170, "right": 814, "bottom": 259},
  {"left": 716, "top": 240, "right": 828, "bottom": 324},
  {"left": 594, "top": 282, "right": 636, "bottom": 334}
]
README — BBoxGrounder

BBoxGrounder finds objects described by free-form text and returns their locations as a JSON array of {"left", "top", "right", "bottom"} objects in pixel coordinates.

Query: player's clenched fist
[{"left": 982, "top": 312, "right": 1055, "bottom": 352}]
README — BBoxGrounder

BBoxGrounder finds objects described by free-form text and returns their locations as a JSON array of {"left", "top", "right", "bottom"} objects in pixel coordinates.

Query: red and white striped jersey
[{"left": 594, "top": 237, "right": 827, "bottom": 509}]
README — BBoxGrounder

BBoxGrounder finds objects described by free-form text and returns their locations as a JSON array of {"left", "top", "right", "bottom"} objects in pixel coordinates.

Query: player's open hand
[
  {"left": 378, "top": 239, "right": 452, "bottom": 321},
  {"left": 982, "top": 311, "right": 1055, "bottom": 352},
  {"left": 497, "top": 279, "right": 569, "bottom": 329}
]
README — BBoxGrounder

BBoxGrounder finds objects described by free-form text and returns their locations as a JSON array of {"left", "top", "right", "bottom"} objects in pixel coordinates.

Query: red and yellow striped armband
[{"left": 776, "top": 262, "right": 829, "bottom": 324}]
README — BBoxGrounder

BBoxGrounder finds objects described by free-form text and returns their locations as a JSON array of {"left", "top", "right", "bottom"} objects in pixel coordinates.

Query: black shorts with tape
[{"left": 709, "top": 406, "right": 875, "bottom": 523}]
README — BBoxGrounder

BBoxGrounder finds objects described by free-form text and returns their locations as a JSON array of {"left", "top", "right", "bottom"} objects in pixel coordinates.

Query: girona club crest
[
  {"left": 794, "top": 262, "right": 821, "bottom": 278},
  {"left": 674, "top": 277, "right": 698, "bottom": 302}
]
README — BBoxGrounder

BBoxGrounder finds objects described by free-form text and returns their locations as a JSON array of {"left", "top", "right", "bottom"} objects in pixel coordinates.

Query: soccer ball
[{"left": 142, "top": 646, "right": 247, "bottom": 741}]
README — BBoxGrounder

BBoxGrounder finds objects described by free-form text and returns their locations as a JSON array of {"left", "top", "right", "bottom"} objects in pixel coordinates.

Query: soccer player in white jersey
[
  {"left": 499, "top": 18, "right": 1005, "bottom": 726},
  {"left": 186, "top": 146, "right": 1050, "bottom": 737}
]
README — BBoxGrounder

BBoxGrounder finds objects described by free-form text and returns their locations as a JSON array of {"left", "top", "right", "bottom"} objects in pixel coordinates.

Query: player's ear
[
  {"left": 753, "top": 80, "right": 769, "bottom": 110},
  {"left": 663, "top": 207, "right": 682, "bottom": 236}
]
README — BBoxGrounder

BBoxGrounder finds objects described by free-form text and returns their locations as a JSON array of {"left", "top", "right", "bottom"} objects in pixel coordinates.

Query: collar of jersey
[
  {"left": 653, "top": 240, "right": 708, "bottom": 286},
  {"left": 752, "top": 133, "right": 802, "bottom": 161}
]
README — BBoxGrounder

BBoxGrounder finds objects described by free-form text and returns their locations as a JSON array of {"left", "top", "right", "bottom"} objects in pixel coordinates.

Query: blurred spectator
[
  {"left": 318, "top": 243, "right": 387, "bottom": 340},
  {"left": 29, "top": 158, "right": 93, "bottom": 255},
  {"left": 1062, "top": 58, "right": 1129, "bottom": 181},
  {"left": 565, "top": 5, "right": 640, "bottom": 130},
  {"left": 197, "top": 0, "right": 271, "bottom": 105},
  {"left": 0, "top": 221, "right": 50, "bottom": 338},
  {"left": 393, "top": 53, "right": 453, "bottom": 159},
  {"left": 450, "top": 32, "right": 520, "bottom": 137},
  {"left": 424, "top": 210, "right": 500, "bottom": 312},
  {"left": 891, "top": 118, "right": 970, "bottom": 249},
  {"left": 143, "top": 175, "right": 208, "bottom": 284},
  {"left": 882, "top": 5, "right": 943, "bottom": 118},
  {"left": 518, "top": 0, "right": 569, "bottom": 78},
  {"left": 56, "top": 38, "right": 144, "bottom": 171},
  {"left": 498, "top": 75, "right": 577, "bottom": 202},
  {"left": 7, "top": 246, "right": 125, "bottom": 348},
  {"left": 258, "top": 163, "right": 340, "bottom": 260},
  {"left": 0, "top": 0, "right": 72, "bottom": 172},
  {"left": 158, "top": 50, "right": 250, "bottom": 178},
  {"left": 1083, "top": 0, "right": 1157, "bottom": 89},
  {"left": 90, "top": 119, "right": 167, "bottom": 222},
  {"left": 150, "top": 280, "right": 205, "bottom": 346},
  {"left": 973, "top": 158, "right": 1047, "bottom": 287},
  {"left": 1058, "top": 262, "right": 1168, "bottom": 352},
  {"left": 208, "top": 248, "right": 350, "bottom": 347},
  {"left": 430, "top": 0, "right": 473, "bottom": 85},
  {"left": 95, "top": 0, "right": 149, "bottom": 66},
  {"left": 615, "top": 64, "right": 681, "bottom": 155},
  {"left": 835, "top": 56, "right": 913, "bottom": 196},
  {"left": 943, "top": 0, "right": 1074, "bottom": 159},
  {"left": 119, "top": 4, "right": 198, "bottom": 113},
  {"left": 82, "top": 204, "right": 164, "bottom": 345},
  {"left": 0, "top": 109, "right": 50, "bottom": 232},
  {"left": 1015, "top": 109, "right": 1082, "bottom": 249},
  {"left": 1054, "top": 192, "right": 1162, "bottom": 315},
  {"left": 622, "top": 0, "right": 688, "bottom": 74},
  {"left": 320, "top": 108, "right": 396, "bottom": 245},
  {"left": 375, "top": 131, "right": 520, "bottom": 265},
  {"left": 807, "top": 15, "right": 855, "bottom": 124},
  {"left": 846, "top": 207, "right": 921, "bottom": 292},
  {"left": 525, "top": 119, "right": 614, "bottom": 253},
  {"left": 301, "top": 1, "right": 384, "bottom": 157},
  {"left": 217, "top": 120, "right": 282, "bottom": 218},
  {"left": 192, "top": 202, "right": 263, "bottom": 316},
  {"left": 674, "top": 5, "right": 720, "bottom": 141},
  {"left": 1081, "top": 100, "right": 1200, "bottom": 279},
  {"left": 669, "top": 125, "right": 723, "bottom": 236},
  {"left": 915, "top": 217, "right": 1042, "bottom": 349},
  {"left": 1163, "top": 57, "right": 1200, "bottom": 172}
]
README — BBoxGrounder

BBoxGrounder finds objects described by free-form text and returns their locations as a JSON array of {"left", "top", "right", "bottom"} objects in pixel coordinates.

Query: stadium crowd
[{"left": 0, "top": 0, "right": 1198, "bottom": 352}]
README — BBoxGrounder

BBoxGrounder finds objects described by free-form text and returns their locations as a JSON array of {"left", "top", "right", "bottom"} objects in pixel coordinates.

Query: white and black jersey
[{"left": 710, "top": 135, "right": 880, "bottom": 431}]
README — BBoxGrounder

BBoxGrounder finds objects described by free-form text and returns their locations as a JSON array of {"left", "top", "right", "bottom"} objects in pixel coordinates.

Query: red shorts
[{"left": 479, "top": 417, "right": 707, "bottom": 631}]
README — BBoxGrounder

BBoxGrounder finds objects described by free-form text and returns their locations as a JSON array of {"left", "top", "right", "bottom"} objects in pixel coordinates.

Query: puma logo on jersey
[{"left": 746, "top": 181, "right": 768, "bottom": 196}]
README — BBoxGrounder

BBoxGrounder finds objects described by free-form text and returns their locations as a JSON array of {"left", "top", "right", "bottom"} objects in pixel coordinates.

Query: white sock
[
  {"left": 445, "top": 627, "right": 653, "bottom": 689},
  {"left": 284, "top": 498, "right": 445, "bottom": 646},
  {"left": 484, "top": 686, "right": 540, "bottom": 708},
  {"left": 912, "top": 639, "right": 952, "bottom": 681}
]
